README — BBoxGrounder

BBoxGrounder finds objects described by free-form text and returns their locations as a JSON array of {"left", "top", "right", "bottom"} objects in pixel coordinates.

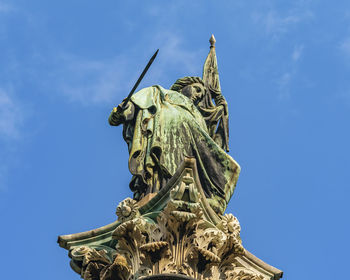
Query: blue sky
[{"left": 1, "top": 1, "right": 350, "bottom": 279}]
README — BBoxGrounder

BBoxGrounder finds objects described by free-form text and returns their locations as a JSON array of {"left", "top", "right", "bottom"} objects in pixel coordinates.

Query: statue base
[{"left": 58, "top": 158, "right": 282, "bottom": 280}]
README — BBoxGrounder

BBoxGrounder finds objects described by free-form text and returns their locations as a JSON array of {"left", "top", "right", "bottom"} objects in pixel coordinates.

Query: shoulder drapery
[
  {"left": 109, "top": 86, "right": 240, "bottom": 214},
  {"left": 197, "top": 90, "right": 229, "bottom": 152}
]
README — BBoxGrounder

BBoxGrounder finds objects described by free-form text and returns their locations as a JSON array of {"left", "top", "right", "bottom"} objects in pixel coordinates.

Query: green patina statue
[
  {"left": 108, "top": 36, "right": 240, "bottom": 214},
  {"left": 58, "top": 36, "right": 283, "bottom": 280}
]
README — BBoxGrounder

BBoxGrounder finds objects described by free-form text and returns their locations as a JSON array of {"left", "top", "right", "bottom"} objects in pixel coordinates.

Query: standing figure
[{"left": 109, "top": 36, "right": 239, "bottom": 214}]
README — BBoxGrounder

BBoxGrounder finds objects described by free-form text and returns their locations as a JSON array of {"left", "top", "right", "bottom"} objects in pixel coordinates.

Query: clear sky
[{"left": 1, "top": 1, "right": 349, "bottom": 279}]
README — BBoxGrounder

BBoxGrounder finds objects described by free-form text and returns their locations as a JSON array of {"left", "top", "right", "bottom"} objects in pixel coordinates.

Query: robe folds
[{"left": 109, "top": 85, "right": 240, "bottom": 213}]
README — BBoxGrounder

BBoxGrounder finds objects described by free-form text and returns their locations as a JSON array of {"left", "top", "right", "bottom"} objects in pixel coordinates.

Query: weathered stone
[{"left": 59, "top": 157, "right": 282, "bottom": 280}]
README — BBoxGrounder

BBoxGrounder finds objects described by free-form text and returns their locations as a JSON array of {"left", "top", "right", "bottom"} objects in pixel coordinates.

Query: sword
[
  {"left": 109, "top": 49, "right": 159, "bottom": 125},
  {"left": 122, "top": 49, "right": 159, "bottom": 106}
]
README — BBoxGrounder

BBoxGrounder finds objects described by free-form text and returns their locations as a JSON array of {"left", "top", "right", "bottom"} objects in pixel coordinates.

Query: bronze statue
[
  {"left": 58, "top": 36, "right": 283, "bottom": 280},
  {"left": 108, "top": 35, "right": 239, "bottom": 214}
]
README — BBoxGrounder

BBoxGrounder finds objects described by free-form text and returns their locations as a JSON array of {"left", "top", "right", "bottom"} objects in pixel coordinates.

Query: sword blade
[{"left": 124, "top": 49, "right": 159, "bottom": 103}]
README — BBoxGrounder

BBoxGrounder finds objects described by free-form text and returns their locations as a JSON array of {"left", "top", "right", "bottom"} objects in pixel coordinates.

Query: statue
[
  {"left": 108, "top": 35, "right": 239, "bottom": 214},
  {"left": 58, "top": 35, "right": 283, "bottom": 280}
]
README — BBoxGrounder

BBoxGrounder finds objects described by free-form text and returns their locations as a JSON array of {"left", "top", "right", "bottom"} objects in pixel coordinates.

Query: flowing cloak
[{"left": 109, "top": 85, "right": 240, "bottom": 212}]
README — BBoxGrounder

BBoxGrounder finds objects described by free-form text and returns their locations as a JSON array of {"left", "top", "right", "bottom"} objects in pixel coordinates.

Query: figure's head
[{"left": 170, "top": 77, "right": 206, "bottom": 104}]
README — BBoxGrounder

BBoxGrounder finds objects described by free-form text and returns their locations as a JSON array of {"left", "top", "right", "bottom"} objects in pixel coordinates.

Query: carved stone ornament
[{"left": 59, "top": 158, "right": 282, "bottom": 280}]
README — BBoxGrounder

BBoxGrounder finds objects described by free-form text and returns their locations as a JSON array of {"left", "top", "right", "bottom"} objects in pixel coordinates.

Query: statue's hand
[
  {"left": 108, "top": 106, "right": 125, "bottom": 126},
  {"left": 208, "top": 85, "right": 221, "bottom": 98},
  {"left": 213, "top": 95, "right": 228, "bottom": 115},
  {"left": 109, "top": 101, "right": 135, "bottom": 126},
  {"left": 112, "top": 107, "right": 120, "bottom": 114}
]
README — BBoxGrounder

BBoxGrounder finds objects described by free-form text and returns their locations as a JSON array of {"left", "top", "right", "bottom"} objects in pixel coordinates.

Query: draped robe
[{"left": 109, "top": 85, "right": 240, "bottom": 214}]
